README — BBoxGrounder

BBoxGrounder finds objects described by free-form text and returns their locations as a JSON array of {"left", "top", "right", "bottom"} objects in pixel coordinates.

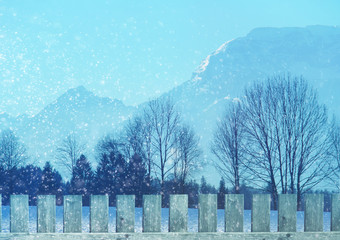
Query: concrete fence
[{"left": 1, "top": 193, "right": 340, "bottom": 239}]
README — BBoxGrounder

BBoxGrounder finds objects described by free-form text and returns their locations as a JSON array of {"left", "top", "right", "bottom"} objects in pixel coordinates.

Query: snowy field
[{"left": 0, "top": 206, "right": 331, "bottom": 233}]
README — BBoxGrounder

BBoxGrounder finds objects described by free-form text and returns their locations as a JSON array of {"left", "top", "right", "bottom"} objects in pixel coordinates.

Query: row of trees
[
  {"left": 212, "top": 74, "right": 340, "bottom": 209},
  {"left": 0, "top": 98, "right": 203, "bottom": 206},
  {"left": 0, "top": 162, "right": 63, "bottom": 205},
  {"left": 55, "top": 98, "right": 202, "bottom": 203},
  {"left": 0, "top": 152, "right": 219, "bottom": 207},
  {"left": 1, "top": 74, "right": 340, "bottom": 210}
]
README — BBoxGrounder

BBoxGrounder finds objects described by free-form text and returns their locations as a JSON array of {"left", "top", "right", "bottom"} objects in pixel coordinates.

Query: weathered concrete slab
[
  {"left": 225, "top": 194, "right": 244, "bottom": 232},
  {"left": 331, "top": 194, "right": 340, "bottom": 231},
  {"left": 143, "top": 195, "right": 161, "bottom": 232},
  {"left": 169, "top": 194, "right": 188, "bottom": 232},
  {"left": 10, "top": 195, "right": 29, "bottom": 233},
  {"left": 37, "top": 195, "right": 56, "bottom": 233},
  {"left": 304, "top": 194, "right": 323, "bottom": 232},
  {"left": 198, "top": 194, "right": 217, "bottom": 232},
  {"left": 278, "top": 194, "right": 296, "bottom": 232},
  {"left": 63, "top": 195, "right": 82, "bottom": 233},
  {"left": 116, "top": 195, "right": 135, "bottom": 233},
  {"left": 0, "top": 194, "right": 1, "bottom": 232},
  {"left": 90, "top": 195, "right": 109, "bottom": 233},
  {"left": 251, "top": 194, "right": 270, "bottom": 232}
]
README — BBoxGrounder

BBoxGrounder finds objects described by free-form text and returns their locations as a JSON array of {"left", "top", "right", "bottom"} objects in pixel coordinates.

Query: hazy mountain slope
[
  {"left": 6, "top": 86, "right": 136, "bottom": 175},
  {"left": 164, "top": 26, "right": 340, "bottom": 184}
]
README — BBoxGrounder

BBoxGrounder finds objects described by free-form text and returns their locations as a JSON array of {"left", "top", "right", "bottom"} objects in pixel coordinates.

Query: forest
[{"left": 0, "top": 74, "right": 339, "bottom": 210}]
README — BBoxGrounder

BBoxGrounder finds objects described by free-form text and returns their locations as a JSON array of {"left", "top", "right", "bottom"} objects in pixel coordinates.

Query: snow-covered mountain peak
[{"left": 192, "top": 40, "right": 234, "bottom": 82}]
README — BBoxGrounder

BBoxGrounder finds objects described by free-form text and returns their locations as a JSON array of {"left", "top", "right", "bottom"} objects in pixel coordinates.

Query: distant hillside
[{"left": 0, "top": 86, "right": 135, "bottom": 176}]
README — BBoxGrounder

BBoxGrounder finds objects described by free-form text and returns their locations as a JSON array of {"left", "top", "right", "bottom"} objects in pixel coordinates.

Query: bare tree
[
  {"left": 0, "top": 129, "right": 27, "bottom": 170},
  {"left": 241, "top": 79, "right": 284, "bottom": 207},
  {"left": 173, "top": 124, "right": 202, "bottom": 193},
  {"left": 144, "top": 97, "right": 181, "bottom": 194},
  {"left": 211, "top": 102, "right": 246, "bottom": 194},
  {"left": 242, "top": 74, "right": 332, "bottom": 209},
  {"left": 123, "top": 115, "right": 154, "bottom": 181},
  {"left": 96, "top": 134, "right": 122, "bottom": 158},
  {"left": 329, "top": 116, "right": 340, "bottom": 189},
  {"left": 55, "top": 133, "right": 86, "bottom": 175}
]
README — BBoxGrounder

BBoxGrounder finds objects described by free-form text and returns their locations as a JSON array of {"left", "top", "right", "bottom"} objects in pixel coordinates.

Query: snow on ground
[{"left": 0, "top": 207, "right": 331, "bottom": 233}]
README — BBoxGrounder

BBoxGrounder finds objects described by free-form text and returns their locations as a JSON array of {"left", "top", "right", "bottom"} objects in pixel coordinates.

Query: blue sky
[{"left": 1, "top": 0, "right": 340, "bottom": 115}]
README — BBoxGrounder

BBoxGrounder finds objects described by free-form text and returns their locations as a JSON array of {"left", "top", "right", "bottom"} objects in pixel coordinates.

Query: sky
[{"left": 1, "top": 0, "right": 340, "bottom": 116}]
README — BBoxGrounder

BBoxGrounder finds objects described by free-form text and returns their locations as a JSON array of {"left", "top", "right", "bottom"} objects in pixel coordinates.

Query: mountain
[
  {"left": 1, "top": 26, "right": 340, "bottom": 185},
  {"left": 1, "top": 86, "right": 136, "bottom": 175},
  {"left": 170, "top": 25, "right": 340, "bottom": 113},
  {"left": 164, "top": 26, "right": 340, "bottom": 184}
]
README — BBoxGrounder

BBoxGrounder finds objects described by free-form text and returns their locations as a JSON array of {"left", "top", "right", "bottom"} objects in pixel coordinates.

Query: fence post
[
  {"left": 116, "top": 195, "right": 135, "bottom": 232},
  {"left": 251, "top": 194, "right": 270, "bottom": 232},
  {"left": 225, "top": 194, "right": 244, "bottom": 232},
  {"left": 10, "top": 195, "right": 29, "bottom": 233},
  {"left": 304, "top": 194, "right": 323, "bottom": 232},
  {"left": 37, "top": 195, "right": 56, "bottom": 233},
  {"left": 63, "top": 195, "right": 82, "bottom": 233},
  {"left": 331, "top": 194, "right": 340, "bottom": 231},
  {"left": 90, "top": 195, "right": 109, "bottom": 233},
  {"left": 198, "top": 194, "right": 217, "bottom": 232},
  {"left": 0, "top": 194, "right": 1, "bottom": 232},
  {"left": 169, "top": 194, "right": 188, "bottom": 232},
  {"left": 143, "top": 195, "right": 161, "bottom": 232},
  {"left": 278, "top": 194, "right": 296, "bottom": 232}
]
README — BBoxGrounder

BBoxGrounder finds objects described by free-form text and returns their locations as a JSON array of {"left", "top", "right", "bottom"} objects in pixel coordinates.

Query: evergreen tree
[
  {"left": 13, "top": 165, "right": 43, "bottom": 205},
  {"left": 95, "top": 153, "right": 115, "bottom": 200},
  {"left": 200, "top": 176, "right": 217, "bottom": 194},
  {"left": 70, "top": 154, "right": 94, "bottom": 205},
  {"left": 113, "top": 152, "right": 127, "bottom": 195},
  {"left": 185, "top": 180, "right": 200, "bottom": 208},
  {"left": 218, "top": 177, "right": 228, "bottom": 209},
  {"left": 95, "top": 151, "right": 127, "bottom": 205},
  {"left": 125, "top": 153, "right": 148, "bottom": 206},
  {"left": 39, "top": 162, "right": 63, "bottom": 197}
]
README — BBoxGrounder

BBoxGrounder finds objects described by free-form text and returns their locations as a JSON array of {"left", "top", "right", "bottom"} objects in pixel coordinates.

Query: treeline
[
  {"left": 0, "top": 153, "right": 222, "bottom": 207},
  {"left": 0, "top": 161, "right": 335, "bottom": 210}
]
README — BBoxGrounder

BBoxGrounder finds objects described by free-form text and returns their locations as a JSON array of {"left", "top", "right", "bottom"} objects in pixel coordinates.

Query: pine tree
[
  {"left": 94, "top": 151, "right": 127, "bottom": 205},
  {"left": 218, "top": 177, "right": 228, "bottom": 209},
  {"left": 113, "top": 152, "right": 127, "bottom": 195},
  {"left": 39, "top": 162, "right": 63, "bottom": 196},
  {"left": 95, "top": 153, "right": 115, "bottom": 196},
  {"left": 125, "top": 153, "right": 148, "bottom": 206},
  {"left": 70, "top": 154, "right": 94, "bottom": 205},
  {"left": 200, "top": 176, "right": 217, "bottom": 194}
]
